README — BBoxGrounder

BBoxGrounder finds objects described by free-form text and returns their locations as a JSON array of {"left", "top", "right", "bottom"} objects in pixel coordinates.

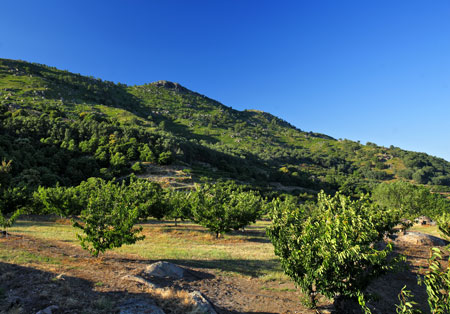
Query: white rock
[{"left": 143, "top": 261, "right": 185, "bottom": 279}]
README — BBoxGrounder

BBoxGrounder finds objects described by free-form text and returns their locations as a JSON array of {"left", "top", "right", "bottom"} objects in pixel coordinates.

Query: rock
[
  {"left": 189, "top": 291, "right": 217, "bottom": 314},
  {"left": 395, "top": 232, "right": 447, "bottom": 246},
  {"left": 36, "top": 305, "right": 59, "bottom": 314},
  {"left": 121, "top": 275, "right": 160, "bottom": 290},
  {"left": 414, "top": 216, "right": 436, "bottom": 226},
  {"left": 143, "top": 261, "right": 185, "bottom": 279},
  {"left": 119, "top": 298, "right": 165, "bottom": 314}
]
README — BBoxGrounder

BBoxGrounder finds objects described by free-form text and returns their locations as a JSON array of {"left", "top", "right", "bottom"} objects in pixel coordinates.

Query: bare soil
[{"left": 0, "top": 230, "right": 448, "bottom": 314}]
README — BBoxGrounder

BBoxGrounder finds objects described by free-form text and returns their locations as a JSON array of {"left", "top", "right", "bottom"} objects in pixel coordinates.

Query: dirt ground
[{"left": 0, "top": 230, "right": 448, "bottom": 314}]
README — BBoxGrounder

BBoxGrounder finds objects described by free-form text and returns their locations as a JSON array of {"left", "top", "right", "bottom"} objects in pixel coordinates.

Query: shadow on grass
[{"left": 0, "top": 261, "right": 132, "bottom": 313}]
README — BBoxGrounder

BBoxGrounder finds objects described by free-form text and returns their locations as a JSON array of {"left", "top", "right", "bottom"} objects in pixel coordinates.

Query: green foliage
[
  {"left": 33, "top": 184, "right": 82, "bottom": 217},
  {"left": 372, "top": 181, "right": 450, "bottom": 220},
  {"left": 418, "top": 247, "right": 450, "bottom": 313},
  {"left": 3, "top": 58, "right": 450, "bottom": 197},
  {"left": 191, "top": 180, "right": 262, "bottom": 238},
  {"left": 0, "top": 208, "right": 21, "bottom": 232},
  {"left": 267, "top": 191, "right": 402, "bottom": 308},
  {"left": 0, "top": 159, "right": 22, "bottom": 232},
  {"left": 131, "top": 161, "right": 143, "bottom": 174},
  {"left": 436, "top": 212, "right": 450, "bottom": 240},
  {"left": 395, "top": 286, "right": 421, "bottom": 314},
  {"left": 165, "top": 189, "right": 193, "bottom": 225},
  {"left": 73, "top": 179, "right": 144, "bottom": 257},
  {"left": 127, "top": 177, "right": 167, "bottom": 220}
]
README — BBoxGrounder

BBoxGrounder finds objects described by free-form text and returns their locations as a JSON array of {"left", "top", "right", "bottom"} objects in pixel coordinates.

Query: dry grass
[
  {"left": 409, "top": 224, "right": 447, "bottom": 239},
  {"left": 7, "top": 218, "right": 285, "bottom": 279}
]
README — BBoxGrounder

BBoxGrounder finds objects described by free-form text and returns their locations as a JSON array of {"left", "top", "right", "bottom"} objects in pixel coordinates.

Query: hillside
[{"left": 1, "top": 57, "right": 450, "bottom": 197}]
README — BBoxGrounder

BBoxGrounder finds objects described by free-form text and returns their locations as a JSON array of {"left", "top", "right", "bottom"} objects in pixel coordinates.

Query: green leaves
[
  {"left": 267, "top": 191, "right": 401, "bottom": 308},
  {"left": 73, "top": 179, "right": 145, "bottom": 257},
  {"left": 418, "top": 247, "right": 450, "bottom": 314},
  {"left": 395, "top": 286, "right": 421, "bottom": 314},
  {"left": 191, "top": 180, "right": 262, "bottom": 238}
]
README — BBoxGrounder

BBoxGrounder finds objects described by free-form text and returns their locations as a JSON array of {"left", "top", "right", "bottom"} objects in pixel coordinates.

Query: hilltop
[{"left": 1, "top": 57, "right": 450, "bottom": 195}]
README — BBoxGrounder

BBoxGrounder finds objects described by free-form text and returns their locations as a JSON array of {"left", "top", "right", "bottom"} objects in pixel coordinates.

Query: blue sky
[{"left": 1, "top": 1, "right": 450, "bottom": 160}]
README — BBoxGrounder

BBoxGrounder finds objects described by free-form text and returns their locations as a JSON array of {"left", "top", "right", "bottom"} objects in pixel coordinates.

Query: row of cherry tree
[{"left": 1, "top": 170, "right": 449, "bottom": 313}]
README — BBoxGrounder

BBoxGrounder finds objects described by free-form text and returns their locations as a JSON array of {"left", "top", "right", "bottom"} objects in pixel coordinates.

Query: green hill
[{"left": 1, "top": 57, "right": 450, "bottom": 200}]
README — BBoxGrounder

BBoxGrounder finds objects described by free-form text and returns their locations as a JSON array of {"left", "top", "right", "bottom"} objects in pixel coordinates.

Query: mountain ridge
[{"left": 1, "top": 57, "right": 450, "bottom": 196}]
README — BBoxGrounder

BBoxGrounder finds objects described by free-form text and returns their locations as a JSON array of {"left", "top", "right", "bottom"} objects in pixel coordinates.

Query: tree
[
  {"left": 267, "top": 191, "right": 401, "bottom": 309},
  {"left": 191, "top": 181, "right": 262, "bottom": 238},
  {"left": 372, "top": 181, "right": 449, "bottom": 220},
  {"left": 73, "top": 180, "right": 144, "bottom": 257},
  {"left": 0, "top": 160, "right": 22, "bottom": 234},
  {"left": 127, "top": 178, "right": 167, "bottom": 220},
  {"left": 165, "top": 189, "right": 192, "bottom": 226}
]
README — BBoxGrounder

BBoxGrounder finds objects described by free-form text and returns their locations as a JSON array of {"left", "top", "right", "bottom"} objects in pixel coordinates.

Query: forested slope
[{"left": 1, "top": 57, "right": 450, "bottom": 203}]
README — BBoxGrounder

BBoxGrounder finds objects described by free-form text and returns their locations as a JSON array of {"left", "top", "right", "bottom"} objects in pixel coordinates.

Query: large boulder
[
  {"left": 142, "top": 261, "right": 186, "bottom": 279},
  {"left": 395, "top": 231, "right": 447, "bottom": 246}
]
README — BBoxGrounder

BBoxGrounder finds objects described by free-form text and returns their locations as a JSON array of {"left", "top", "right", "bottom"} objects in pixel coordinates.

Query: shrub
[{"left": 267, "top": 191, "right": 401, "bottom": 308}]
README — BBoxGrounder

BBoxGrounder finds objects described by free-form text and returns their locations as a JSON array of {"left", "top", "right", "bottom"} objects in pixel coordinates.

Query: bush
[{"left": 267, "top": 191, "right": 401, "bottom": 308}]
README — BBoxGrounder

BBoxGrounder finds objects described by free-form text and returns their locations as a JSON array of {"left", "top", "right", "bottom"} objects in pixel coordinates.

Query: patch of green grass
[
  {"left": 409, "top": 224, "right": 446, "bottom": 239},
  {"left": 0, "top": 243, "right": 61, "bottom": 265},
  {"left": 9, "top": 219, "right": 284, "bottom": 278}
]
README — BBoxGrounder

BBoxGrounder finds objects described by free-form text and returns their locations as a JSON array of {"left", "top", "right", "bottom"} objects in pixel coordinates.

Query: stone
[
  {"left": 119, "top": 298, "right": 165, "bottom": 314},
  {"left": 36, "top": 305, "right": 59, "bottom": 314},
  {"left": 189, "top": 291, "right": 217, "bottom": 314},
  {"left": 395, "top": 231, "right": 447, "bottom": 246},
  {"left": 121, "top": 275, "right": 160, "bottom": 290},
  {"left": 143, "top": 261, "right": 185, "bottom": 279}
]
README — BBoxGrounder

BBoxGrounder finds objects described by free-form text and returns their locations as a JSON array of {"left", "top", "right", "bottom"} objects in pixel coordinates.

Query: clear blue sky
[{"left": 1, "top": 1, "right": 449, "bottom": 160}]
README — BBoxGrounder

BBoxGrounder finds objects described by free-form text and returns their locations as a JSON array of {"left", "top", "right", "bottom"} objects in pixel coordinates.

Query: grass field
[{"left": 4, "top": 218, "right": 288, "bottom": 281}]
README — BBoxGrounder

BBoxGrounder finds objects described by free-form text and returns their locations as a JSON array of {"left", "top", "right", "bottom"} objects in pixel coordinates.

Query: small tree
[
  {"left": 267, "top": 191, "right": 401, "bottom": 308},
  {"left": 0, "top": 160, "right": 22, "bottom": 235},
  {"left": 166, "top": 189, "right": 192, "bottom": 226},
  {"left": 73, "top": 180, "right": 144, "bottom": 257},
  {"left": 127, "top": 178, "right": 167, "bottom": 220},
  {"left": 191, "top": 181, "right": 262, "bottom": 238}
]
